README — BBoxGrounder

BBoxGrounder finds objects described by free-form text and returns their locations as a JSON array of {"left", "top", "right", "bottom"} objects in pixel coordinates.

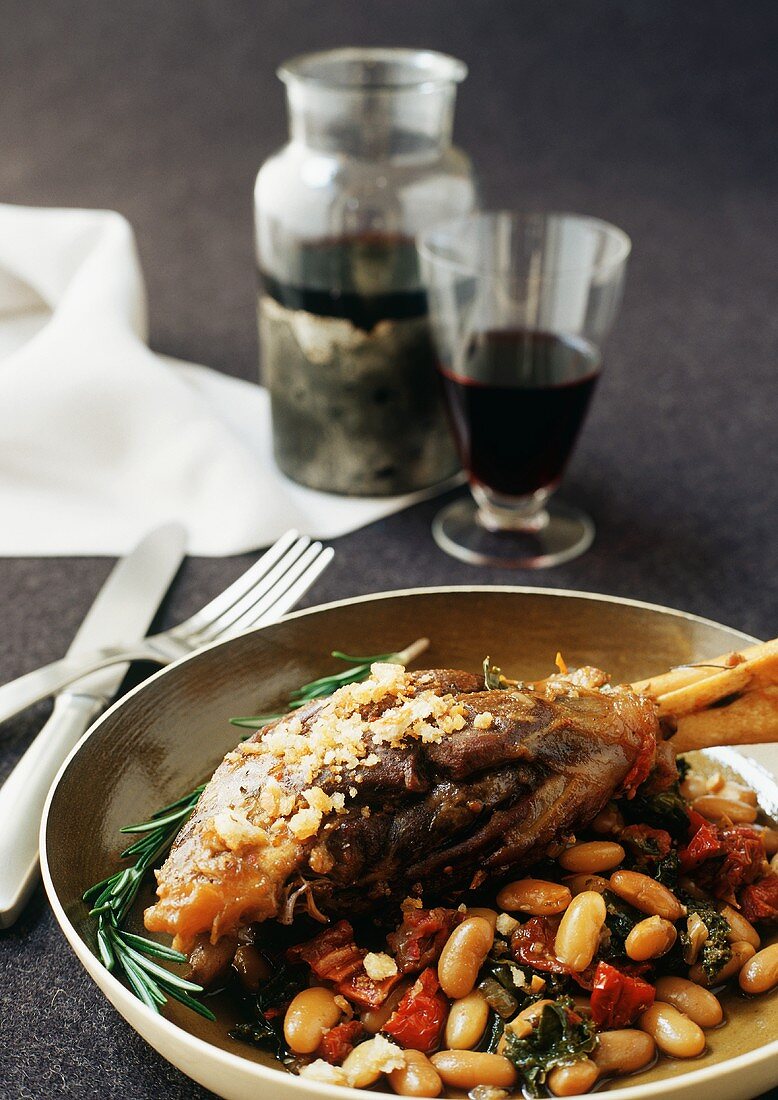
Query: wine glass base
[{"left": 432, "top": 496, "right": 594, "bottom": 568}]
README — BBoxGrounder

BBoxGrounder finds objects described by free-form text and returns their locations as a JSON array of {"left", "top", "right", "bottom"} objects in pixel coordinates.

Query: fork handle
[{"left": 0, "top": 646, "right": 163, "bottom": 727}]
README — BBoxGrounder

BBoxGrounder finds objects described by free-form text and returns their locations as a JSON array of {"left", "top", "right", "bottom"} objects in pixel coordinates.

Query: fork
[{"left": 0, "top": 530, "right": 334, "bottom": 727}]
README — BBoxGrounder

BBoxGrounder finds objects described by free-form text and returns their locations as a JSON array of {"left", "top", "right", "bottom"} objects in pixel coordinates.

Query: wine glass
[{"left": 418, "top": 211, "right": 631, "bottom": 568}]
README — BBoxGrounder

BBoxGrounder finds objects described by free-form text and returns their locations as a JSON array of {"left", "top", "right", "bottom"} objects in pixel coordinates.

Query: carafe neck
[
  {"left": 286, "top": 83, "right": 457, "bottom": 161},
  {"left": 279, "top": 48, "right": 466, "bottom": 162}
]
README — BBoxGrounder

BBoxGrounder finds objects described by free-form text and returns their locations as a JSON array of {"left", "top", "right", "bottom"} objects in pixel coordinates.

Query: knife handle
[
  {"left": 0, "top": 692, "right": 104, "bottom": 927},
  {"left": 0, "top": 645, "right": 160, "bottom": 727}
]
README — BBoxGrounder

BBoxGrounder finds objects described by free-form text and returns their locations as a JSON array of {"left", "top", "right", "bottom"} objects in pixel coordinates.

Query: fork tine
[
  {"left": 202, "top": 542, "right": 327, "bottom": 644},
  {"left": 226, "top": 546, "right": 334, "bottom": 637},
  {"left": 194, "top": 536, "right": 314, "bottom": 645},
  {"left": 171, "top": 529, "right": 301, "bottom": 637}
]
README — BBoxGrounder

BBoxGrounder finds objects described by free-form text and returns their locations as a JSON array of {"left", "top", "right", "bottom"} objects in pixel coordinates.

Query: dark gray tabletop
[{"left": 1, "top": 2, "right": 776, "bottom": 1097}]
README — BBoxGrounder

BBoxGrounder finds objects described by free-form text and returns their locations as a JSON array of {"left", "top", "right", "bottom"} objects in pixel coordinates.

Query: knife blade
[{"left": 0, "top": 521, "right": 187, "bottom": 927}]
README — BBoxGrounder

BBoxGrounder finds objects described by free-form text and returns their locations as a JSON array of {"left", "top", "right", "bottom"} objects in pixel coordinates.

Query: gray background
[{"left": 0, "top": 1, "right": 776, "bottom": 1097}]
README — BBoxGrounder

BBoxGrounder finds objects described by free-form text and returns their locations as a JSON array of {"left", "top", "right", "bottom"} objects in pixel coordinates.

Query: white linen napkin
[{"left": 0, "top": 204, "right": 457, "bottom": 556}]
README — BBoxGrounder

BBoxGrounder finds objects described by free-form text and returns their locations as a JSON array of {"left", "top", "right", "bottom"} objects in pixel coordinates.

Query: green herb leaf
[
  {"left": 82, "top": 784, "right": 212, "bottom": 1020},
  {"left": 679, "top": 894, "right": 732, "bottom": 981},
  {"left": 483, "top": 657, "right": 505, "bottom": 690},
  {"left": 621, "top": 784, "right": 690, "bottom": 839},
  {"left": 502, "top": 1000, "right": 597, "bottom": 1098},
  {"left": 229, "top": 639, "right": 429, "bottom": 730}
]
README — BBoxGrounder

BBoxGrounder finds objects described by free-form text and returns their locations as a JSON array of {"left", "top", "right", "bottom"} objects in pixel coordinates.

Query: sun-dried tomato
[
  {"left": 286, "top": 920, "right": 364, "bottom": 982},
  {"left": 336, "top": 967, "right": 402, "bottom": 1009},
  {"left": 383, "top": 967, "right": 447, "bottom": 1053},
  {"left": 286, "top": 919, "right": 401, "bottom": 1008},
  {"left": 510, "top": 916, "right": 570, "bottom": 975},
  {"left": 678, "top": 809, "right": 723, "bottom": 872},
  {"left": 316, "top": 1020, "right": 364, "bottom": 1065},
  {"left": 739, "top": 873, "right": 778, "bottom": 923},
  {"left": 715, "top": 826, "right": 766, "bottom": 893},
  {"left": 590, "top": 961, "right": 655, "bottom": 1028},
  {"left": 622, "top": 824, "right": 673, "bottom": 866},
  {"left": 387, "top": 906, "right": 465, "bottom": 975}
]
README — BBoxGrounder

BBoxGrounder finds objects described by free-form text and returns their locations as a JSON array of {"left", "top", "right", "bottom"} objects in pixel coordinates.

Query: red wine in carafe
[{"left": 439, "top": 329, "right": 600, "bottom": 497}]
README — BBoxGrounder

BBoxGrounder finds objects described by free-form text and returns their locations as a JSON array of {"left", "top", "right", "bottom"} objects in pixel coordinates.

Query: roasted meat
[{"left": 144, "top": 663, "right": 661, "bottom": 955}]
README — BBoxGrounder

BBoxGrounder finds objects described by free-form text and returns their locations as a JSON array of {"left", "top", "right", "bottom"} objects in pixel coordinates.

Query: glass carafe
[{"left": 255, "top": 48, "right": 476, "bottom": 496}]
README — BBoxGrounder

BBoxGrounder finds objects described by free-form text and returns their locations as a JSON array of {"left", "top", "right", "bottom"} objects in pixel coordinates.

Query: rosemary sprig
[
  {"left": 82, "top": 783, "right": 215, "bottom": 1020},
  {"left": 229, "top": 636, "right": 429, "bottom": 729}
]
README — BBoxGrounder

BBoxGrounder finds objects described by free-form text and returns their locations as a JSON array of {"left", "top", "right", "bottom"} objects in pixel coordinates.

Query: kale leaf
[
  {"left": 679, "top": 895, "right": 732, "bottom": 982},
  {"left": 502, "top": 1000, "right": 597, "bottom": 1098},
  {"left": 655, "top": 850, "right": 680, "bottom": 888},
  {"left": 621, "top": 784, "right": 690, "bottom": 839},
  {"left": 599, "top": 891, "right": 642, "bottom": 960},
  {"left": 230, "top": 1012, "right": 291, "bottom": 1060},
  {"left": 230, "top": 961, "right": 306, "bottom": 1060}
]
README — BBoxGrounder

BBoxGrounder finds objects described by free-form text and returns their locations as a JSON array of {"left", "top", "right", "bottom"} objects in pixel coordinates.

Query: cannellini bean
[
  {"left": 232, "top": 944, "right": 271, "bottom": 993},
  {"left": 592, "top": 1028, "right": 656, "bottom": 1077},
  {"left": 638, "top": 1003, "right": 706, "bottom": 1058},
  {"left": 362, "top": 980, "right": 411, "bottom": 1034},
  {"left": 609, "top": 870, "right": 685, "bottom": 921},
  {"left": 554, "top": 891, "right": 606, "bottom": 972},
  {"left": 681, "top": 773, "right": 709, "bottom": 801},
  {"left": 563, "top": 873, "right": 610, "bottom": 896},
  {"left": 547, "top": 1057, "right": 599, "bottom": 1095},
  {"left": 283, "top": 986, "right": 341, "bottom": 1054},
  {"left": 692, "top": 795, "right": 757, "bottom": 824},
  {"left": 719, "top": 904, "right": 761, "bottom": 949},
  {"left": 591, "top": 802, "right": 626, "bottom": 835},
  {"left": 719, "top": 781, "right": 758, "bottom": 806},
  {"left": 342, "top": 1036, "right": 403, "bottom": 1088},
  {"left": 466, "top": 907, "right": 498, "bottom": 930},
  {"left": 444, "top": 990, "right": 489, "bottom": 1049},
  {"left": 438, "top": 917, "right": 494, "bottom": 999},
  {"left": 559, "top": 841, "right": 625, "bottom": 873},
  {"left": 496, "top": 878, "right": 572, "bottom": 916},
  {"left": 689, "top": 940, "right": 756, "bottom": 986},
  {"left": 739, "top": 944, "right": 778, "bottom": 994},
  {"left": 430, "top": 1050, "right": 517, "bottom": 1089},
  {"left": 388, "top": 1050, "right": 443, "bottom": 1097},
  {"left": 625, "top": 916, "right": 677, "bottom": 961},
  {"left": 654, "top": 977, "right": 723, "bottom": 1028}
]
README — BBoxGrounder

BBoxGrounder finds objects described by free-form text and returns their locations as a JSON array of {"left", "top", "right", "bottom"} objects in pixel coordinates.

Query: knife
[{"left": 0, "top": 522, "right": 187, "bottom": 927}]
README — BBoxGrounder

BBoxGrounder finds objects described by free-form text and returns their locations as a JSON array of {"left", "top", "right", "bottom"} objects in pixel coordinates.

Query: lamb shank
[{"left": 144, "top": 660, "right": 665, "bottom": 957}]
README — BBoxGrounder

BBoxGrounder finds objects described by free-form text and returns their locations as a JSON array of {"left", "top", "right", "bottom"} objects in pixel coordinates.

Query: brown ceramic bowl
[{"left": 41, "top": 587, "right": 778, "bottom": 1099}]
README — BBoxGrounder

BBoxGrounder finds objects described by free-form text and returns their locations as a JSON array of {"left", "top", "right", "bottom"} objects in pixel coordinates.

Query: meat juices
[{"left": 145, "top": 664, "right": 661, "bottom": 956}]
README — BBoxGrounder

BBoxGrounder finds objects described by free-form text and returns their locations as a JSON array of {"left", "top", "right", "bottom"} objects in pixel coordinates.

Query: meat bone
[{"left": 631, "top": 638, "right": 778, "bottom": 753}]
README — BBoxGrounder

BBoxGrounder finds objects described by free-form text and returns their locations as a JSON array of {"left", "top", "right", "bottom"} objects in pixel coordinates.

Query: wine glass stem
[{"left": 472, "top": 483, "right": 552, "bottom": 533}]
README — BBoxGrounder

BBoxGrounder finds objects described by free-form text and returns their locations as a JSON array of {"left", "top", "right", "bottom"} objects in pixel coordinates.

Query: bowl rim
[{"left": 40, "top": 584, "right": 777, "bottom": 1100}]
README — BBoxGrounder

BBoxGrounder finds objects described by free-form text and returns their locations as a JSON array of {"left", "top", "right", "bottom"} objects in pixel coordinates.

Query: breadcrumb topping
[
  {"left": 363, "top": 951, "right": 399, "bottom": 980},
  {"left": 208, "top": 662, "right": 480, "bottom": 853},
  {"left": 205, "top": 809, "right": 268, "bottom": 852}
]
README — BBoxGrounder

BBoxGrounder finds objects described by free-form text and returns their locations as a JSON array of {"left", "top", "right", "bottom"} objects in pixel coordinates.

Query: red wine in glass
[{"left": 438, "top": 328, "right": 600, "bottom": 496}]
